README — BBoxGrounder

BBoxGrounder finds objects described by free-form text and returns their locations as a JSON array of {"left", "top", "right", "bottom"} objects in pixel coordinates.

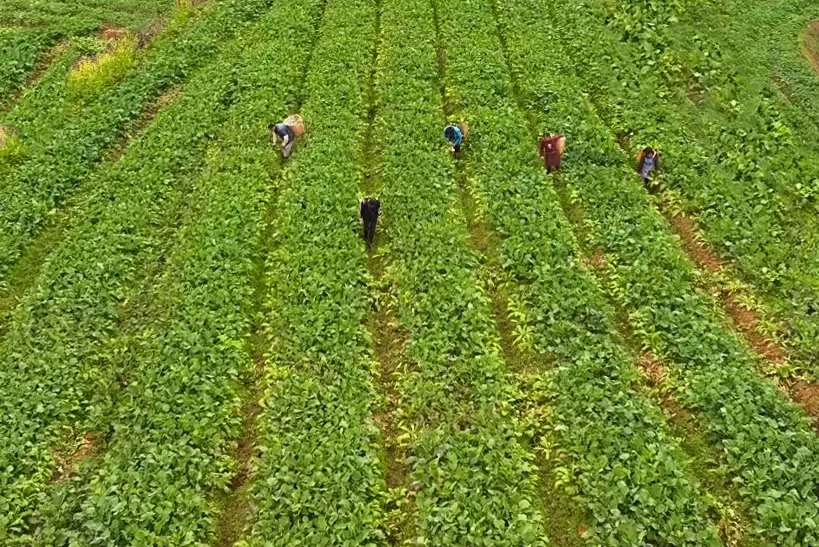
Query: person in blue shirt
[
  {"left": 637, "top": 147, "right": 660, "bottom": 190},
  {"left": 444, "top": 123, "right": 465, "bottom": 157}
]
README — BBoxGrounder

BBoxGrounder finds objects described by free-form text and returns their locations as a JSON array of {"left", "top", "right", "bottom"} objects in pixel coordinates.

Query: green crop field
[{"left": 1, "top": 0, "right": 819, "bottom": 544}]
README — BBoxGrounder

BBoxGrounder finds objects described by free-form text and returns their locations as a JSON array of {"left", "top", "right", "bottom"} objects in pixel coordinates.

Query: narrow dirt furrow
[
  {"left": 241, "top": 0, "right": 387, "bottom": 543},
  {"left": 434, "top": 0, "right": 728, "bottom": 542},
  {"left": 666, "top": 210, "right": 819, "bottom": 427},
  {"left": 431, "top": 25, "right": 583, "bottom": 539},
  {"left": 0, "top": 84, "right": 181, "bottom": 338},
  {"left": 358, "top": 3, "right": 415, "bottom": 538},
  {"left": 365, "top": 0, "right": 548, "bottom": 543}
]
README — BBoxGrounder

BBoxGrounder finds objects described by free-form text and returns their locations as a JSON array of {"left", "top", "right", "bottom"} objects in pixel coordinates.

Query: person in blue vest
[{"left": 444, "top": 123, "right": 466, "bottom": 157}]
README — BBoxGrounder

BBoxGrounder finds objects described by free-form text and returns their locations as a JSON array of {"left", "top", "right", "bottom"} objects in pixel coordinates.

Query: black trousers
[{"left": 363, "top": 218, "right": 377, "bottom": 246}]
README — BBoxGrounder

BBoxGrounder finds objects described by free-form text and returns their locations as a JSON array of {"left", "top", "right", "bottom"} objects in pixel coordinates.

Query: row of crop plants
[
  {"left": 0, "top": 2, "right": 303, "bottom": 539},
  {"left": 549, "top": 0, "right": 819, "bottom": 378},
  {"left": 22, "top": 0, "right": 327, "bottom": 543},
  {"left": 369, "top": 0, "right": 548, "bottom": 542},
  {"left": 0, "top": 0, "right": 173, "bottom": 101},
  {"left": 433, "top": 0, "right": 726, "bottom": 543},
  {"left": 499, "top": 0, "right": 819, "bottom": 543},
  {"left": 239, "top": 0, "right": 387, "bottom": 543},
  {"left": 667, "top": 0, "right": 819, "bottom": 141},
  {"left": 0, "top": 0, "right": 282, "bottom": 282},
  {"left": 0, "top": 28, "right": 63, "bottom": 104}
]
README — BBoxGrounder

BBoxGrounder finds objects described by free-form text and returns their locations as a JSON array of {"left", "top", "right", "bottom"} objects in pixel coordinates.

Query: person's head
[
  {"left": 444, "top": 126, "right": 455, "bottom": 141},
  {"left": 268, "top": 123, "right": 276, "bottom": 133},
  {"left": 644, "top": 147, "right": 655, "bottom": 157}
]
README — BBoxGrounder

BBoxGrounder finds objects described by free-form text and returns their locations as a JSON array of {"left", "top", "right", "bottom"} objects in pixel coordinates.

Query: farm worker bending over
[
  {"left": 444, "top": 123, "right": 468, "bottom": 157},
  {"left": 269, "top": 114, "right": 304, "bottom": 159},
  {"left": 636, "top": 147, "right": 660, "bottom": 190},
  {"left": 539, "top": 133, "right": 566, "bottom": 173},
  {"left": 360, "top": 197, "right": 381, "bottom": 248}
]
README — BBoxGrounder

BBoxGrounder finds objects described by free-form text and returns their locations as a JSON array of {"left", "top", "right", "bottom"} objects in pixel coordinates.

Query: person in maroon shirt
[{"left": 539, "top": 133, "right": 566, "bottom": 173}]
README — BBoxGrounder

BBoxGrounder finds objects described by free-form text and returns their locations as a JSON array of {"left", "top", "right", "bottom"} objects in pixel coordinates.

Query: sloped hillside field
[{"left": 2, "top": 0, "right": 819, "bottom": 545}]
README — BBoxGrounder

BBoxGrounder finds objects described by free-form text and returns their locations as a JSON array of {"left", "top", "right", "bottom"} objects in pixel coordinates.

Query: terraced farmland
[{"left": 2, "top": 0, "right": 819, "bottom": 545}]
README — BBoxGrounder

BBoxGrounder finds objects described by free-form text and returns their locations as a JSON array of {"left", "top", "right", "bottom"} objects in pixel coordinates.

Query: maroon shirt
[{"left": 539, "top": 134, "right": 564, "bottom": 170}]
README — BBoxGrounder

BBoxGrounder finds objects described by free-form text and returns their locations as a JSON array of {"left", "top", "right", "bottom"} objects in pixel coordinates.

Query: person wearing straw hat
[
  {"left": 269, "top": 114, "right": 304, "bottom": 159},
  {"left": 539, "top": 133, "right": 566, "bottom": 173}
]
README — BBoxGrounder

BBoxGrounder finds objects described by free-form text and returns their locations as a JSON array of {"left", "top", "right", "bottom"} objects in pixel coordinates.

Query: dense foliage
[
  {"left": 374, "top": 0, "right": 545, "bottom": 542},
  {"left": 0, "top": 0, "right": 280, "bottom": 281},
  {"left": 552, "top": 0, "right": 819, "bottom": 376},
  {"left": 243, "top": 0, "right": 388, "bottom": 543},
  {"left": 514, "top": 0, "right": 819, "bottom": 543},
  {"left": 436, "top": 0, "right": 722, "bottom": 543},
  {"left": 0, "top": 0, "right": 173, "bottom": 102},
  {"left": 1, "top": 0, "right": 818, "bottom": 543},
  {"left": 0, "top": 2, "right": 298, "bottom": 540}
]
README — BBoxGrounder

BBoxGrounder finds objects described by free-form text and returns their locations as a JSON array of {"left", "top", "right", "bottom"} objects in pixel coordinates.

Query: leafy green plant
[
  {"left": 552, "top": 0, "right": 819, "bottom": 376},
  {"left": 434, "top": 0, "right": 721, "bottom": 543},
  {"left": 0, "top": 2, "right": 309, "bottom": 540},
  {"left": 0, "top": 0, "right": 279, "bottom": 282},
  {"left": 242, "top": 0, "right": 388, "bottom": 543},
  {"left": 0, "top": 0, "right": 175, "bottom": 105},
  {"left": 0, "top": 126, "right": 24, "bottom": 164},
  {"left": 66, "top": 33, "right": 138, "bottom": 97},
  {"left": 508, "top": 0, "right": 819, "bottom": 543},
  {"left": 370, "top": 0, "right": 547, "bottom": 542}
]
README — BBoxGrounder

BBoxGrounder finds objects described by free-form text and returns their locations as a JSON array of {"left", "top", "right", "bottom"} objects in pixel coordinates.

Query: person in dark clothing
[
  {"left": 360, "top": 197, "right": 380, "bottom": 248},
  {"left": 269, "top": 122, "right": 296, "bottom": 158},
  {"left": 636, "top": 147, "right": 660, "bottom": 190}
]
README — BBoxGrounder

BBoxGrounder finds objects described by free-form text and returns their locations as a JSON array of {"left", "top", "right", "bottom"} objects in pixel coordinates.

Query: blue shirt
[
  {"left": 641, "top": 155, "right": 656, "bottom": 178},
  {"left": 444, "top": 125, "right": 463, "bottom": 146}
]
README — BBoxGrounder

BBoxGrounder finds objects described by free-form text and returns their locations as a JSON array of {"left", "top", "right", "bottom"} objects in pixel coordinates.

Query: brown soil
[
  {"left": 667, "top": 214, "right": 819, "bottom": 426},
  {"left": 803, "top": 21, "right": 819, "bottom": 75},
  {"left": 100, "top": 26, "right": 129, "bottom": 43},
  {"left": 215, "top": 363, "right": 263, "bottom": 547},
  {"left": 723, "top": 294, "right": 787, "bottom": 365},
  {"left": 583, "top": 249, "right": 607, "bottom": 273},
  {"left": 368, "top": 258, "right": 414, "bottom": 545},
  {"left": 52, "top": 433, "right": 97, "bottom": 482},
  {"left": 638, "top": 353, "right": 666, "bottom": 387},
  {"left": 669, "top": 215, "right": 790, "bottom": 361},
  {"left": 793, "top": 381, "right": 819, "bottom": 426},
  {"left": 670, "top": 215, "right": 724, "bottom": 273},
  {"left": 635, "top": 353, "right": 694, "bottom": 422}
]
